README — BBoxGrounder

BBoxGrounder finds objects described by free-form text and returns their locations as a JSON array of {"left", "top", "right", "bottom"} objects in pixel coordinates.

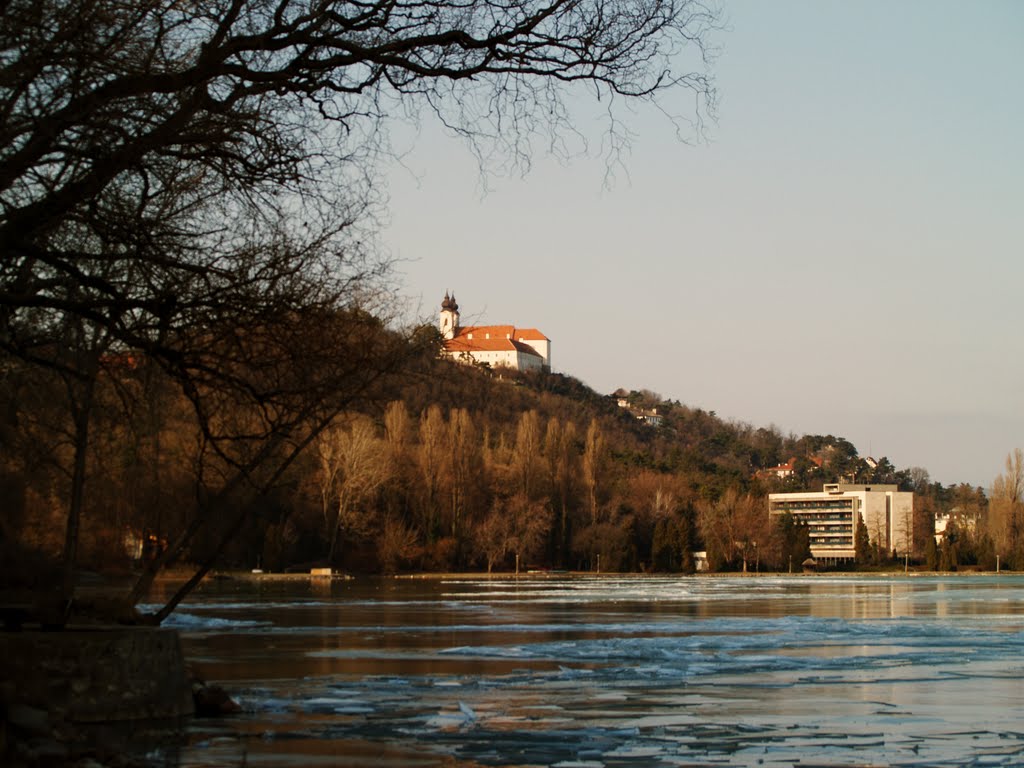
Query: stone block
[{"left": 0, "top": 628, "right": 194, "bottom": 724}]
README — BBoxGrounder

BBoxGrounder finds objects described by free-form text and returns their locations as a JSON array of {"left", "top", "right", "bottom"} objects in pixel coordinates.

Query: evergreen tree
[
  {"left": 976, "top": 534, "right": 997, "bottom": 571},
  {"left": 774, "top": 513, "right": 811, "bottom": 573},
  {"left": 651, "top": 519, "right": 677, "bottom": 572},
  {"left": 938, "top": 541, "right": 956, "bottom": 571},
  {"left": 854, "top": 513, "right": 871, "bottom": 565},
  {"left": 924, "top": 536, "right": 939, "bottom": 571}
]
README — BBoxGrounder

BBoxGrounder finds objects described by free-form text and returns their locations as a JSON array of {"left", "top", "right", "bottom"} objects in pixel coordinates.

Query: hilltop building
[
  {"left": 768, "top": 483, "right": 913, "bottom": 564},
  {"left": 439, "top": 292, "right": 550, "bottom": 373}
]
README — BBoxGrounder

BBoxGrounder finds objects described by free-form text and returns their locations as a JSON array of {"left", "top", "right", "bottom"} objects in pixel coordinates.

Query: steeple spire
[{"left": 439, "top": 289, "right": 460, "bottom": 340}]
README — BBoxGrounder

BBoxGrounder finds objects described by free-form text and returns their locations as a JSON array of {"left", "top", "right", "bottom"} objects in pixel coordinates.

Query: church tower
[{"left": 439, "top": 291, "right": 460, "bottom": 340}]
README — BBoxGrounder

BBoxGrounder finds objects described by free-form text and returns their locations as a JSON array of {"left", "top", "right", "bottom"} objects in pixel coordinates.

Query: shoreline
[{"left": 155, "top": 567, "right": 1021, "bottom": 585}]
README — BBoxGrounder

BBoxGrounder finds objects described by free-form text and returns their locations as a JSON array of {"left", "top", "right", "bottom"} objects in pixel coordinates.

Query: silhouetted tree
[{"left": 1, "top": 0, "right": 719, "bottom": 619}]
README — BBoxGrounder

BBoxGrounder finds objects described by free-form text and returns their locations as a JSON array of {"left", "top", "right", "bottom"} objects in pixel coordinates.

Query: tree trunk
[
  {"left": 61, "top": 378, "right": 95, "bottom": 616},
  {"left": 327, "top": 495, "right": 347, "bottom": 565}
]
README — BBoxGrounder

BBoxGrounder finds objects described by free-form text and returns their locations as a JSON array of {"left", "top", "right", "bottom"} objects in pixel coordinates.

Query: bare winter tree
[
  {"left": 544, "top": 416, "right": 578, "bottom": 566},
  {"left": 316, "top": 414, "right": 391, "bottom": 564},
  {"left": 697, "top": 488, "right": 765, "bottom": 572},
  {"left": 447, "top": 408, "right": 482, "bottom": 546},
  {"left": 128, "top": 305, "right": 413, "bottom": 621},
  {"left": 417, "top": 404, "right": 449, "bottom": 541},
  {"left": 0, "top": 0, "right": 719, "bottom": 619},
  {"left": 2, "top": 0, "right": 719, "bottom": 343},
  {"left": 582, "top": 418, "right": 607, "bottom": 525},
  {"left": 991, "top": 449, "right": 1024, "bottom": 567},
  {"left": 512, "top": 410, "right": 543, "bottom": 501}
]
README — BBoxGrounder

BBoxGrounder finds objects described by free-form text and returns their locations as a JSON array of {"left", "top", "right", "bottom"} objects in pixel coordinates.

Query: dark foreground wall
[
  {"left": 0, "top": 627, "right": 193, "bottom": 722},
  {"left": 1, "top": 627, "right": 194, "bottom": 764}
]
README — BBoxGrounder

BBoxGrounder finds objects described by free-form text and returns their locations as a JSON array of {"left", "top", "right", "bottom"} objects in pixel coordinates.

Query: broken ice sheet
[{"left": 177, "top": 575, "right": 1024, "bottom": 767}]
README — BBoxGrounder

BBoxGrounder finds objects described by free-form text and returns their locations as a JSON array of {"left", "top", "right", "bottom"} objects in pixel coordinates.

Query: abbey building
[{"left": 438, "top": 292, "right": 551, "bottom": 373}]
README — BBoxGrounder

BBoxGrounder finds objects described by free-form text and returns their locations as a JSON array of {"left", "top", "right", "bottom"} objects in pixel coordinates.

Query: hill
[
  {"left": 252, "top": 356, "right": 981, "bottom": 574},
  {"left": 2, "top": 329, "right": 988, "bottom": 582}
]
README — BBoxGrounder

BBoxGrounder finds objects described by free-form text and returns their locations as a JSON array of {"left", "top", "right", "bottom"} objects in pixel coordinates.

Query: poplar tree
[
  {"left": 582, "top": 419, "right": 607, "bottom": 525},
  {"left": 991, "top": 449, "right": 1024, "bottom": 567}
]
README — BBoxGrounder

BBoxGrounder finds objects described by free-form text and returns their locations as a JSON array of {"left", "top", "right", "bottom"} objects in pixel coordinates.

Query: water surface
[{"left": 152, "top": 575, "right": 1024, "bottom": 766}]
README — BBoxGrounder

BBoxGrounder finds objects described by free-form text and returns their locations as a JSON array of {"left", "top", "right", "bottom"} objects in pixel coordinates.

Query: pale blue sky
[{"left": 382, "top": 0, "right": 1024, "bottom": 489}]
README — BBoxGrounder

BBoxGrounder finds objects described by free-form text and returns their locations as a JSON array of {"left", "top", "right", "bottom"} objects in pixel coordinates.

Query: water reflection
[{"left": 165, "top": 575, "right": 1024, "bottom": 767}]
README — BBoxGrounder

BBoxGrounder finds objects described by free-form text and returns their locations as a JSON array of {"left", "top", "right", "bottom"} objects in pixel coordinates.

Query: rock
[
  {"left": 7, "top": 704, "right": 51, "bottom": 734},
  {"left": 67, "top": 595, "right": 144, "bottom": 626},
  {"left": 23, "top": 736, "right": 69, "bottom": 762},
  {"left": 191, "top": 682, "right": 241, "bottom": 717},
  {"left": 0, "top": 628, "right": 194, "bottom": 723}
]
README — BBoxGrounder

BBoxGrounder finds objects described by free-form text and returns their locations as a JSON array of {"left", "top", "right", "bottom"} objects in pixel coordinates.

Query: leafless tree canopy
[
  {"left": 0, "top": 0, "right": 718, "bottom": 350},
  {"left": 0, "top": 0, "right": 718, "bottom": 617}
]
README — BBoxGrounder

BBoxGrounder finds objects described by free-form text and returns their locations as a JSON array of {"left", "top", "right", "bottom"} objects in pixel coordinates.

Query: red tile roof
[
  {"left": 453, "top": 325, "right": 549, "bottom": 342},
  {"left": 446, "top": 337, "right": 515, "bottom": 352},
  {"left": 513, "top": 328, "right": 549, "bottom": 341}
]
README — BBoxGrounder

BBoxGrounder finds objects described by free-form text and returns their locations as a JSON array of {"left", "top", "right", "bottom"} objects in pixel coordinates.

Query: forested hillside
[{"left": 3, "top": 326, "right": 990, "bottom": 579}]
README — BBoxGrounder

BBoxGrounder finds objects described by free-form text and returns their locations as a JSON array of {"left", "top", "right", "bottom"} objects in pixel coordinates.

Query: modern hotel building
[{"left": 768, "top": 484, "right": 914, "bottom": 563}]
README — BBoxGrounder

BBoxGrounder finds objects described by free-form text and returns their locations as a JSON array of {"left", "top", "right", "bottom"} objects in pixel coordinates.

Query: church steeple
[{"left": 439, "top": 290, "right": 460, "bottom": 339}]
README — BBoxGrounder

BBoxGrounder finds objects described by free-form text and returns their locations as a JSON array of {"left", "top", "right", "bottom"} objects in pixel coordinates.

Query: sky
[{"left": 380, "top": 0, "right": 1024, "bottom": 489}]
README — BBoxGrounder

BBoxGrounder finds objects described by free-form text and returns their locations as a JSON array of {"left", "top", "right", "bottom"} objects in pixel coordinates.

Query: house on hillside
[
  {"left": 934, "top": 507, "right": 980, "bottom": 543},
  {"left": 755, "top": 456, "right": 823, "bottom": 481},
  {"left": 438, "top": 292, "right": 551, "bottom": 373},
  {"left": 612, "top": 388, "right": 664, "bottom": 427},
  {"left": 758, "top": 460, "right": 796, "bottom": 480}
]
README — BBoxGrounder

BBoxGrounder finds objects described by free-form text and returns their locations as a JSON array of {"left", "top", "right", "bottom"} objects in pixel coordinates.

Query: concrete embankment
[{"left": 1, "top": 627, "right": 193, "bottom": 765}]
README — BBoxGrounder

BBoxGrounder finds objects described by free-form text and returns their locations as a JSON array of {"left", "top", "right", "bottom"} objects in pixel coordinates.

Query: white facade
[
  {"left": 519, "top": 335, "right": 550, "bottom": 365},
  {"left": 769, "top": 483, "right": 914, "bottom": 561},
  {"left": 439, "top": 305, "right": 459, "bottom": 339},
  {"left": 438, "top": 293, "right": 550, "bottom": 372},
  {"left": 449, "top": 345, "right": 545, "bottom": 372}
]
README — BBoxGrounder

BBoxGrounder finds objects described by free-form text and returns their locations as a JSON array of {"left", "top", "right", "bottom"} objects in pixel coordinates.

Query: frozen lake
[{"left": 155, "top": 575, "right": 1024, "bottom": 767}]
